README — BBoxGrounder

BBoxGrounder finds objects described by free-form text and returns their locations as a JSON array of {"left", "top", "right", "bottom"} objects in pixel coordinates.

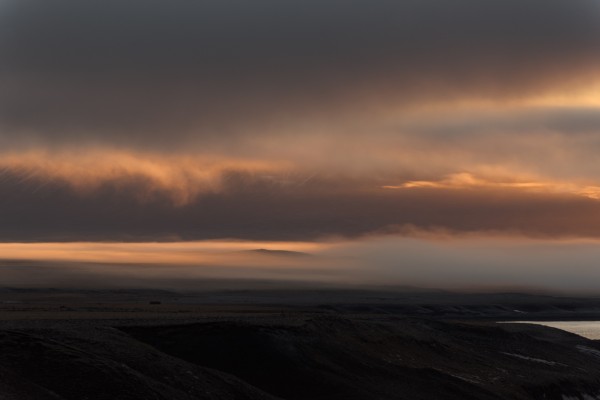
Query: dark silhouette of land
[{"left": 2, "top": 286, "right": 600, "bottom": 399}]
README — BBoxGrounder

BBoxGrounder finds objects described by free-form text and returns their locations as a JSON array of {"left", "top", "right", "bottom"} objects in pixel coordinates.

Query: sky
[{"left": 1, "top": 1, "right": 600, "bottom": 292}]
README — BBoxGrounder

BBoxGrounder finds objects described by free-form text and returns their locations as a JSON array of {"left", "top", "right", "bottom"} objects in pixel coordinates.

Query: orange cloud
[
  {"left": 0, "top": 241, "right": 325, "bottom": 265},
  {"left": 0, "top": 149, "right": 289, "bottom": 205},
  {"left": 384, "top": 173, "right": 600, "bottom": 200}
]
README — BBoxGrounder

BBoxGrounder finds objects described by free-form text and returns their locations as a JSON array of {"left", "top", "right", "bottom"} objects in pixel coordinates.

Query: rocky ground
[{"left": 1, "top": 289, "right": 600, "bottom": 399}]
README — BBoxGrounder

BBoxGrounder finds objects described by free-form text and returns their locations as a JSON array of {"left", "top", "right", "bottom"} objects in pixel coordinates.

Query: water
[{"left": 509, "top": 321, "right": 600, "bottom": 340}]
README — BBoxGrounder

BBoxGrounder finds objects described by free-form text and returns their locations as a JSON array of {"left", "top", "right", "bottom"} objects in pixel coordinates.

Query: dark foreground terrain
[{"left": 2, "top": 288, "right": 600, "bottom": 399}]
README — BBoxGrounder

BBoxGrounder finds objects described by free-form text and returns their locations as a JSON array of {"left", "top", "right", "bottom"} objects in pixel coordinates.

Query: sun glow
[
  {"left": 0, "top": 241, "right": 327, "bottom": 265},
  {"left": 384, "top": 173, "right": 600, "bottom": 200}
]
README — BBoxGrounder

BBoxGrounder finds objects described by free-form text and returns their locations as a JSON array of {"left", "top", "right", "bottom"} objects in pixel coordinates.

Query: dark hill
[
  {"left": 0, "top": 326, "right": 277, "bottom": 400},
  {"left": 125, "top": 317, "right": 600, "bottom": 400}
]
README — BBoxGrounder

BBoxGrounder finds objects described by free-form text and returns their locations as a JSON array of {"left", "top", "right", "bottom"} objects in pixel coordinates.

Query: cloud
[
  {"left": 384, "top": 172, "right": 600, "bottom": 200},
  {"left": 2, "top": 161, "right": 600, "bottom": 241},
  {"left": 321, "top": 236, "right": 600, "bottom": 294},
  {"left": 4, "top": 237, "right": 600, "bottom": 294},
  {"left": 0, "top": 241, "right": 346, "bottom": 289},
  {"left": 1, "top": 1, "right": 600, "bottom": 243},
  {"left": 0, "top": 0, "right": 599, "bottom": 150},
  {"left": 0, "top": 150, "right": 287, "bottom": 205}
]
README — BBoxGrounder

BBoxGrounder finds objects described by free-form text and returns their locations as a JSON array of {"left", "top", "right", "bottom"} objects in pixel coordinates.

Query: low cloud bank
[{"left": 1, "top": 237, "right": 600, "bottom": 294}]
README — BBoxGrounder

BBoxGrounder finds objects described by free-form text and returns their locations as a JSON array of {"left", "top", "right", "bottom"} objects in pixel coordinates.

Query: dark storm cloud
[
  {"left": 1, "top": 167, "right": 600, "bottom": 242},
  {"left": 0, "top": 0, "right": 599, "bottom": 148}
]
